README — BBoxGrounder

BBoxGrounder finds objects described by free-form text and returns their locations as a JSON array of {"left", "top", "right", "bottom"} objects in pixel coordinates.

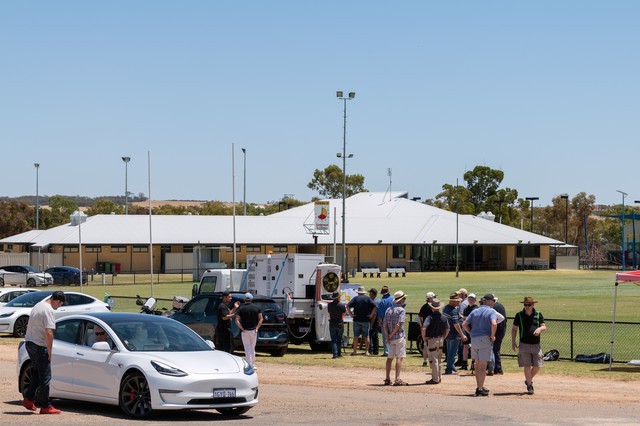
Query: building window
[
  {"left": 183, "top": 246, "right": 194, "bottom": 253},
  {"left": 63, "top": 246, "right": 79, "bottom": 253},
  {"left": 225, "top": 246, "right": 241, "bottom": 252},
  {"left": 272, "top": 245, "right": 288, "bottom": 253},
  {"left": 516, "top": 245, "right": 540, "bottom": 258},
  {"left": 246, "top": 245, "right": 261, "bottom": 253},
  {"left": 86, "top": 246, "right": 102, "bottom": 253},
  {"left": 392, "top": 245, "right": 406, "bottom": 259},
  {"left": 111, "top": 246, "right": 127, "bottom": 253},
  {"left": 132, "top": 246, "right": 149, "bottom": 253}
]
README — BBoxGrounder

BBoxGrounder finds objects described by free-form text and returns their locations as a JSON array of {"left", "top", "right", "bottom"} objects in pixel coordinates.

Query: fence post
[{"left": 570, "top": 320, "right": 574, "bottom": 360}]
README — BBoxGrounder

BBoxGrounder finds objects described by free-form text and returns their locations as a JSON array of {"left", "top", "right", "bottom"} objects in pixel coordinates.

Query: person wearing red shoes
[{"left": 22, "top": 290, "right": 65, "bottom": 414}]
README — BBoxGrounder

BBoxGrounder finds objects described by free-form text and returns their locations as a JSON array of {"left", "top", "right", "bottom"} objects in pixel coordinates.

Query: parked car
[
  {"left": 17, "top": 312, "right": 258, "bottom": 418},
  {"left": 0, "top": 288, "right": 39, "bottom": 307},
  {"left": 171, "top": 292, "right": 289, "bottom": 357},
  {"left": 44, "top": 266, "right": 88, "bottom": 285},
  {"left": 0, "top": 265, "right": 53, "bottom": 287},
  {"left": 0, "top": 290, "right": 110, "bottom": 337}
]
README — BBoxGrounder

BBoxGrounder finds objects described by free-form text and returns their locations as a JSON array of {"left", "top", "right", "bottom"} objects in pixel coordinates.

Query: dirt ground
[{"left": 1, "top": 345, "right": 639, "bottom": 425}]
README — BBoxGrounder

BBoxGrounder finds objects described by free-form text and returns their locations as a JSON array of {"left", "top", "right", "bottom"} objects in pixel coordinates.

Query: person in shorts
[
  {"left": 462, "top": 293, "right": 498, "bottom": 397},
  {"left": 382, "top": 291, "right": 407, "bottom": 386},
  {"left": 348, "top": 286, "right": 376, "bottom": 356},
  {"left": 512, "top": 296, "right": 546, "bottom": 395}
]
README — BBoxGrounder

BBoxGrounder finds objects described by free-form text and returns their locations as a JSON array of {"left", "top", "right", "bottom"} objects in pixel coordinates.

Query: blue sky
[{"left": 1, "top": 1, "right": 638, "bottom": 207}]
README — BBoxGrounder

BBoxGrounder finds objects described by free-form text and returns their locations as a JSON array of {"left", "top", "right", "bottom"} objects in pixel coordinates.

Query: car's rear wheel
[
  {"left": 270, "top": 346, "right": 288, "bottom": 357},
  {"left": 216, "top": 407, "right": 251, "bottom": 416},
  {"left": 19, "top": 361, "right": 33, "bottom": 395},
  {"left": 119, "top": 371, "right": 153, "bottom": 418},
  {"left": 27, "top": 278, "right": 36, "bottom": 286},
  {"left": 14, "top": 316, "right": 30, "bottom": 338}
]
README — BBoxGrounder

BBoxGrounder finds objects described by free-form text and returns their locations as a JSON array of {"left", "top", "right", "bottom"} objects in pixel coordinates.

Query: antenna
[{"left": 387, "top": 168, "right": 392, "bottom": 201}]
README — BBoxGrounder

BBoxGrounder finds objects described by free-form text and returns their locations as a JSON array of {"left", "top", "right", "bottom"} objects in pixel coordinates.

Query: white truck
[
  {"left": 192, "top": 253, "right": 342, "bottom": 351},
  {"left": 191, "top": 269, "right": 246, "bottom": 296}
]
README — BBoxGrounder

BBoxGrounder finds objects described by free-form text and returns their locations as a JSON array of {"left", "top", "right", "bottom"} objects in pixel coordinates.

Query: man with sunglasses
[{"left": 512, "top": 296, "right": 547, "bottom": 395}]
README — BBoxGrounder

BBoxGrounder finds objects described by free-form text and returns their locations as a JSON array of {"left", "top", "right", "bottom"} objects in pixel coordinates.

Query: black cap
[
  {"left": 369, "top": 288, "right": 378, "bottom": 295},
  {"left": 482, "top": 293, "right": 495, "bottom": 302}
]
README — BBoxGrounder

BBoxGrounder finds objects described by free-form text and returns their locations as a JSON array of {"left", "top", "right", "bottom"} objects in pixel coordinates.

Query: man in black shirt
[
  {"left": 236, "top": 293, "right": 263, "bottom": 369},
  {"left": 512, "top": 296, "right": 546, "bottom": 395},
  {"left": 216, "top": 292, "right": 240, "bottom": 353},
  {"left": 421, "top": 298, "right": 449, "bottom": 384},
  {"left": 491, "top": 295, "right": 507, "bottom": 374},
  {"left": 347, "top": 286, "right": 377, "bottom": 356},
  {"left": 328, "top": 291, "right": 347, "bottom": 359},
  {"left": 418, "top": 291, "right": 436, "bottom": 367}
]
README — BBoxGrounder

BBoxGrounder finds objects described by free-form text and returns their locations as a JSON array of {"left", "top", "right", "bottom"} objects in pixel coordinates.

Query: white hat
[{"left": 468, "top": 293, "right": 476, "bottom": 299}]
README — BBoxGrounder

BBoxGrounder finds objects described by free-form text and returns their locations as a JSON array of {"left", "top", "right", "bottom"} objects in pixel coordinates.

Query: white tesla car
[
  {"left": 0, "top": 290, "right": 110, "bottom": 337},
  {"left": 17, "top": 313, "right": 259, "bottom": 418},
  {"left": 0, "top": 288, "right": 39, "bottom": 306}
]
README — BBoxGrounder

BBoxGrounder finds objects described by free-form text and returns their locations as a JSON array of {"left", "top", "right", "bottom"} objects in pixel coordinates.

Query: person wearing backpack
[{"left": 512, "top": 296, "right": 547, "bottom": 395}]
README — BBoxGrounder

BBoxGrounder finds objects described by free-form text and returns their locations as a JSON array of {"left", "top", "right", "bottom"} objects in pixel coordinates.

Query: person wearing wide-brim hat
[
  {"left": 512, "top": 296, "right": 546, "bottom": 395},
  {"left": 421, "top": 298, "right": 449, "bottom": 384},
  {"left": 348, "top": 286, "right": 377, "bottom": 356},
  {"left": 442, "top": 292, "right": 466, "bottom": 375},
  {"left": 328, "top": 291, "right": 347, "bottom": 359},
  {"left": 382, "top": 291, "right": 408, "bottom": 386}
]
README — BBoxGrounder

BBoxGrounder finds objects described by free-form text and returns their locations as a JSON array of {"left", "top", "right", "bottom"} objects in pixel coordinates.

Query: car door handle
[{"left": 75, "top": 352, "right": 85, "bottom": 356}]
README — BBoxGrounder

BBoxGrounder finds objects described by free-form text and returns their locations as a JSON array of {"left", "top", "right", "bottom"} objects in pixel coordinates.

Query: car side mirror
[
  {"left": 92, "top": 341, "right": 112, "bottom": 351},
  {"left": 205, "top": 340, "right": 215, "bottom": 349}
]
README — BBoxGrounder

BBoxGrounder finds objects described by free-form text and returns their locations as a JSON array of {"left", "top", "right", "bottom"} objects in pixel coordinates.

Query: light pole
[
  {"left": 336, "top": 91, "right": 355, "bottom": 282},
  {"left": 242, "top": 148, "right": 247, "bottom": 215},
  {"left": 122, "top": 157, "right": 131, "bottom": 215},
  {"left": 616, "top": 190, "right": 628, "bottom": 271},
  {"left": 34, "top": 163, "right": 40, "bottom": 230},
  {"left": 525, "top": 197, "right": 539, "bottom": 232},
  {"left": 560, "top": 194, "right": 569, "bottom": 243}
]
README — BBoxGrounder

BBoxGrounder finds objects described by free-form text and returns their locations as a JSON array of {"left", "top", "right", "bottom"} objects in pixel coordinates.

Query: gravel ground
[{"left": 1, "top": 345, "right": 639, "bottom": 425}]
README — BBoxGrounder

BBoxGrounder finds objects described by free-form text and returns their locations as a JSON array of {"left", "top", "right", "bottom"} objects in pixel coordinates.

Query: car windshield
[
  {"left": 108, "top": 318, "right": 212, "bottom": 352},
  {"left": 22, "top": 266, "right": 41, "bottom": 273},
  {"left": 4, "top": 291, "right": 51, "bottom": 308}
]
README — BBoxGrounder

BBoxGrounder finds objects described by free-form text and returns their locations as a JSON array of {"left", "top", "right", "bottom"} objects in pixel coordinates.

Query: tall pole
[
  {"left": 232, "top": 144, "right": 237, "bottom": 269},
  {"left": 242, "top": 148, "right": 247, "bottom": 216},
  {"left": 122, "top": 157, "right": 131, "bottom": 215},
  {"left": 337, "top": 91, "right": 355, "bottom": 281},
  {"left": 525, "top": 197, "right": 539, "bottom": 232},
  {"left": 617, "top": 190, "right": 627, "bottom": 271},
  {"left": 34, "top": 163, "right": 40, "bottom": 230}
]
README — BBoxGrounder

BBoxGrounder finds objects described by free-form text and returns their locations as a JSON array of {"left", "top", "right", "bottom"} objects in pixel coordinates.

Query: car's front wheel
[
  {"left": 14, "top": 316, "right": 30, "bottom": 338},
  {"left": 19, "top": 361, "right": 33, "bottom": 395},
  {"left": 119, "top": 371, "right": 153, "bottom": 418},
  {"left": 216, "top": 407, "right": 251, "bottom": 416}
]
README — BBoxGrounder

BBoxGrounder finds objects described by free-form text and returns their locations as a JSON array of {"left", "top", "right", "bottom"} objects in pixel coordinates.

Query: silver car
[{"left": 0, "top": 265, "right": 53, "bottom": 287}]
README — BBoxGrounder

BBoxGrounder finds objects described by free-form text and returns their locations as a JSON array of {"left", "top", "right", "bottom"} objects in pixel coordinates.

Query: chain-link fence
[{"left": 402, "top": 313, "right": 638, "bottom": 364}]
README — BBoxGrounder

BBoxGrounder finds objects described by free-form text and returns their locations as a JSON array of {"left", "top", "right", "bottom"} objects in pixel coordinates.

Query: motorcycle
[{"left": 136, "top": 295, "right": 189, "bottom": 317}]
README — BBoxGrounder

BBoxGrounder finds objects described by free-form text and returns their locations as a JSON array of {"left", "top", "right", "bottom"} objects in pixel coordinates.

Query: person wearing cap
[
  {"left": 382, "top": 290, "right": 408, "bottom": 386},
  {"left": 462, "top": 293, "right": 498, "bottom": 397},
  {"left": 348, "top": 286, "right": 377, "bottom": 356},
  {"left": 328, "top": 291, "right": 347, "bottom": 359},
  {"left": 512, "top": 296, "right": 546, "bottom": 395},
  {"left": 421, "top": 298, "right": 449, "bottom": 384},
  {"left": 216, "top": 292, "right": 241, "bottom": 354},
  {"left": 418, "top": 291, "right": 437, "bottom": 367},
  {"left": 22, "top": 290, "right": 66, "bottom": 414},
  {"left": 442, "top": 292, "right": 467, "bottom": 375},
  {"left": 456, "top": 288, "right": 470, "bottom": 368},
  {"left": 235, "top": 293, "right": 263, "bottom": 369},
  {"left": 377, "top": 286, "right": 394, "bottom": 356},
  {"left": 368, "top": 288, "right": 380, "bottom": 355}
]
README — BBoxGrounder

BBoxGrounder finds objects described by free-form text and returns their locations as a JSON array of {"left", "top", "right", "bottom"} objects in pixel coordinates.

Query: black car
[
  {"left": 171, "top": 292, "right": 289, "bottom": 356},
  {"left": 44, "top": 266, "right": 88, "bottom": 285}
]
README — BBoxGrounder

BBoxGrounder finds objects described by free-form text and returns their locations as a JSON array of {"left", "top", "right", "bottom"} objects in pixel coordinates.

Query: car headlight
[
  {"left": 150, "top": 360, "right": 187, "bottom": 377},
  {"left": 242, "top": 359, "right": 255, "bottom": 376}
]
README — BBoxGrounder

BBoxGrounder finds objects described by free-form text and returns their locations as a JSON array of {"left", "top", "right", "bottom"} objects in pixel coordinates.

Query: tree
[
  {"left": 0, "top": 201, "right": 32, "bottom": 239},
  {"left": 44, "top": 195, "right": 78, "bottom": 228},
  {"left": 433, "top": 183, "right": 474, "bottom": 214},
  {"left": 307, "top": 164, "right": 367, "bottom": 199},
  {"left": 86, "top": 200, "right": 123, "bottom": 216},
  {"left": 463, "top": 166, "right": 504, "bottom": 215}
]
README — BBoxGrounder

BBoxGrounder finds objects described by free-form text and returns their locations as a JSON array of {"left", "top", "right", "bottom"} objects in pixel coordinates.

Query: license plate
[
  {"left": 299, "top": 327, "right": 310, "bottom": 333},
  {"left": 213, "top": 388, "right": 236, "bottom": 398}
]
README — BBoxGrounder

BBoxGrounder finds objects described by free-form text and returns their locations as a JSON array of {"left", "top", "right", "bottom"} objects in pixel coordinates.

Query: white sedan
[
  {"left": 17, "top": 313, "right": 259, "bottom": 418},
  {"left": 0, "top": 265, "right": 53, "bottom": 287},
  {"left": 0, "top": 288, "right": 39, "bottom": 306},
  {"left": 0, "top": 290, "right": 110, "bottom": 337}
]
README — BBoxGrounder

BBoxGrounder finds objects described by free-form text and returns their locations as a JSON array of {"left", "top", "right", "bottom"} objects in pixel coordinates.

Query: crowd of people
[{"left": 327, "top": 285, "right": 547, "bottom": 397}]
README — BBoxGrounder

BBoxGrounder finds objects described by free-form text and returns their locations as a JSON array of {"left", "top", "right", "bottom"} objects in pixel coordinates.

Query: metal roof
[{"left": 0, "top": 192, "right": 562, "bottom": 247}]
